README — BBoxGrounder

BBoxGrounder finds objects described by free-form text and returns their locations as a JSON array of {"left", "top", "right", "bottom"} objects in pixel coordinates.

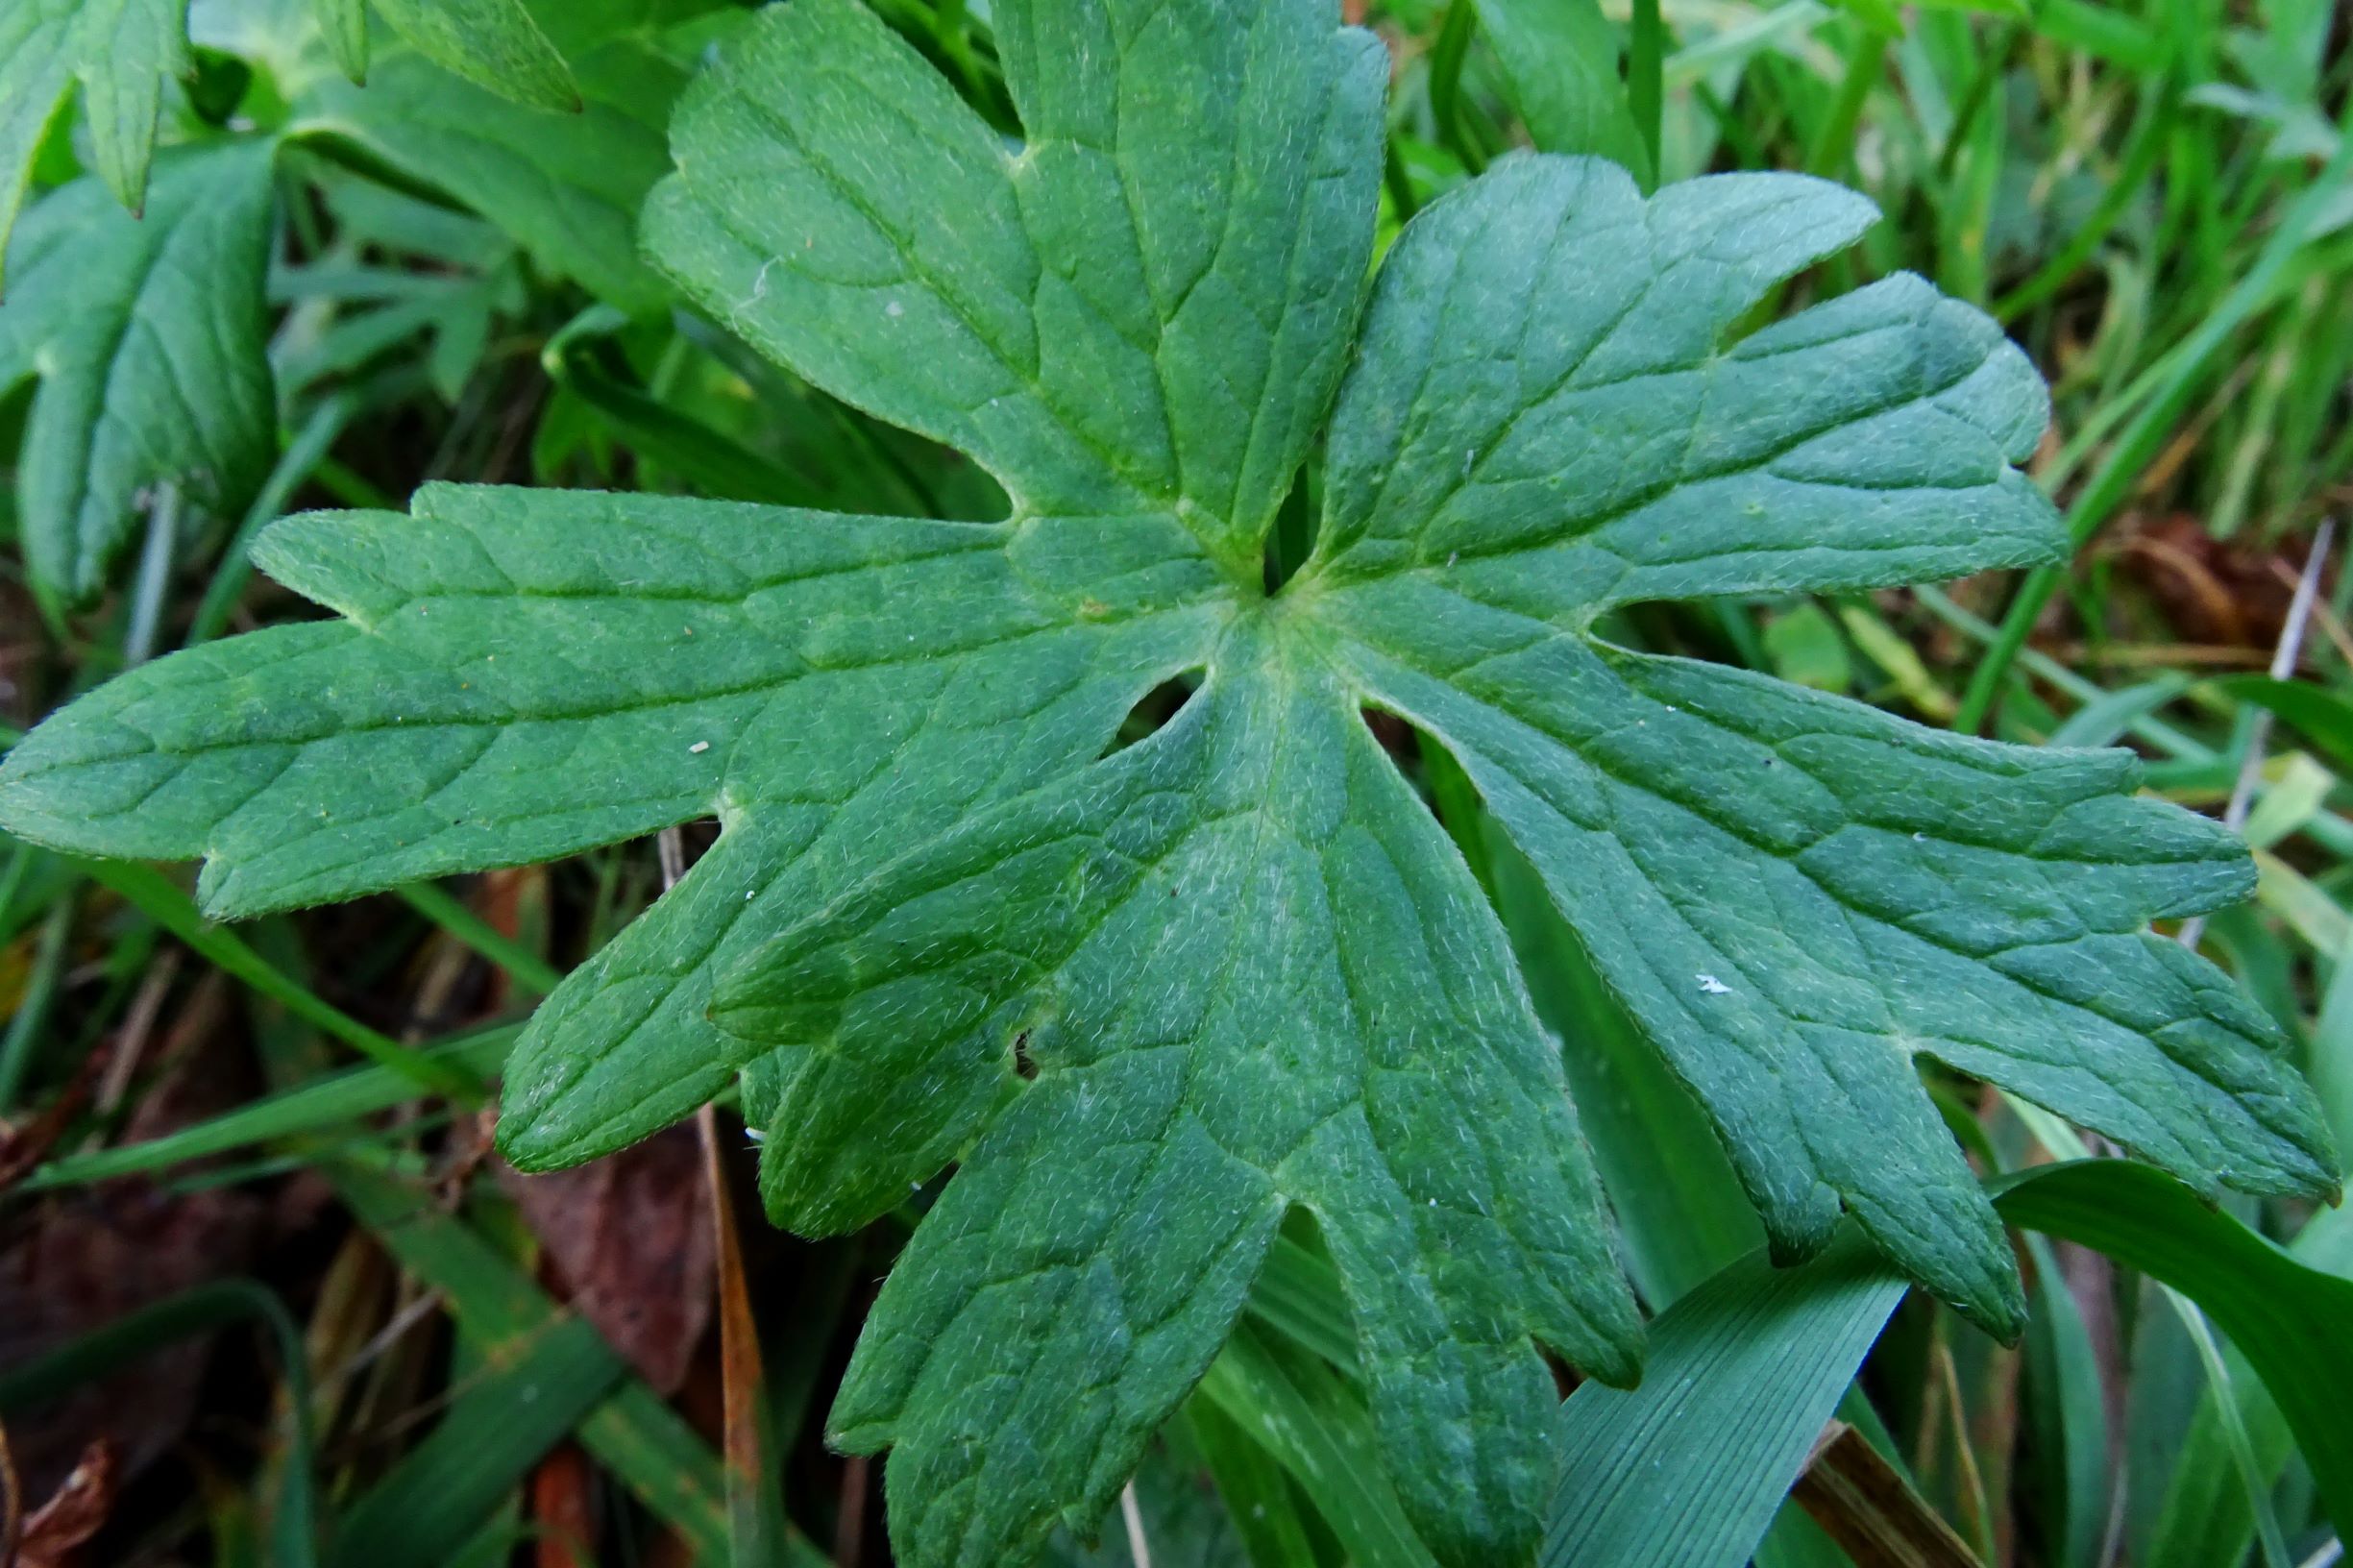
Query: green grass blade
[
  {"left": 1993, "top": 1161, "right": 2353, "bottom": 1539},
  {"left": 1994, "top": 80, "right": 2182, "bottom": 321},
  {"left": 1194, "top": 1323, "right": 1439, "bottom": 1568},
  {"left": 2161, "top": 1288, "right": 2294, "bottom": 1568},
  {"left": 2142, "top": 1203, "right": 2352, "bottom": 1568},
  {"left": 394, "top": 881, "right": 564, "bottom": 997},
  {"left": 1806, "top": 30, "right": 1891, "bottom": 183},
  {"left": 328, "top": 1318, "right": 627, "bottom": 1568},
  {"left": 329, "top": 1161, "right": 776, "bottom": 1565},
  {"left": 21, "top": 1024, "right": 518, "bottom": 1190},
  {"left": 1543, "top": 1235, "right": 1908, "bottom": 1568},
  {"left": 2209, "top": 675, "right": 2353, "bottom": 777},
  {"left": 1953, "top": 112, "right": 2353, "bottom": 731},
  {"left": 1181, "top": 1398, "right": 1324, "bottom": 1568},
  {"left": 542, "top": 306, "right": 836, "bottom": 508},
  {"left": 2021, "top": 1235, "right": 2110, "bottom": 1568},
  {"left": 1628, "top": 0, "right": 1664, "bottom": 177},
  {"left": 1244, "top": 1235, "right": 1359, "bottom": 1374},
  {"left": 76, "top": 859, "right": 484, "bottom": 1101},
  {"left": 0, "top": 891, "right": 76, "bottom": 1111},
  {"left": 2141, "top": 1360, "right": 2294, "bottom": 1568},
  {"left": 2045, "top": 674, "right": 2194, "bottom": 747},
  {"left": 187, "top": 395, "right": 356, "bottom": 649}
]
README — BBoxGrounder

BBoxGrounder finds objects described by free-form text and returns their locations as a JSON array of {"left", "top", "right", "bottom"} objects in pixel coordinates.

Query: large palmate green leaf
[
  {"left": 0, "top": 0, "right": 2336, "bottom": 1562},
  {"left": 0, "top": 138, "right": 277, "bottom": 602},
  {"left": 0, "top": 0, "right": 188, "bottom": 270},
  {"left": 712, "top": 622, "right": 1636, "bottom": 1567}
]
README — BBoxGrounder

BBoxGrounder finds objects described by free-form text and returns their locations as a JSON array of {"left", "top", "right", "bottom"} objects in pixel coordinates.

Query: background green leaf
[
  {"left": 293, "top": 13, "right": 690, "bottom": 314},
  {"left": 1471, "top": 0, "right": 1653, "bottom": 183},
  {"left": 371, "top": 0, "right": 578, "bottom": 112},
  {"left": 0, "top": 138, "right": 276, "bottom": 603},
  {"left": 0, "top": 0, "right": 189, "bottom": 265}
]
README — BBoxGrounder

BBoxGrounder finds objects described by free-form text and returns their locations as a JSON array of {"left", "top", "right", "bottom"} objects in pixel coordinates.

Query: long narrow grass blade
[
  {"left": 1993, "top": 1161, "right": 2353, "bottom": 1537},
  {"left": 394, "top": 882, "right": 563, "bottom": 997},
  {"left": 2142, "top": 1356, "right": 2294, "bottom": 1568},
  {"left": 329, "top": 1161, "right": 835, "bottom": 1566},
  {"left": 22, "top": 1024, "right": 518, "bottom": 1190},
  {"left": 2020, "top": 1236, "right": 2110, "bottom": 1568},
  {"left": 1627, "top": 0, "right": 1663, "bottom": 176},
  {"left": 2162, "top": 1287, "right": 2294, "bottom": 1568},
  {"left": 1544, "top": 1235, "right": 1908, "bottom": 1568},
  {"left": 75, "top": 859, "right": 482, "bottom": 1101},
  {"left": 2140, "top": 1209, "right": 2351, "bottom": 1568},
  {"left": 1180, "top": 1399, "right": 1322, "bottom": 1568},
  {"left": 2046, "top": 675, "right": 2194, "bottom": 747},
  {"left": 1242, "top": 1236, "right": 1358, "bottom": 1374},
  {"left": 2211, "top": 675, "right": 2353, "bottom": 778},
  {"left": 1194, "top": 1324, "right": 1438, "bottom": 1568},
  {"left": 328, "top": 1318, "right": 625, "bottom": 1568},
  {"left": 187, "top": 395, "right": 355, "bottom": 648},
  {"left": 1953, "top": 112, "right": 2353, "bottom": 731},
  {"left": 0, "top": 893, "right": 76, "bottom": 1112},
  {"left": 543, "top": 307, "right": 832, "bottom": 508}
]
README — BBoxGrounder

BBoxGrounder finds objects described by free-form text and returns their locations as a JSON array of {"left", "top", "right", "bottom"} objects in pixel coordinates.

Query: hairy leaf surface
[
  {"left": 0, "top": 139, "right": 277, "bottom": 601},
  {"left": 712, "top": 624, "right": 1637, "bottom": 1566},
  {"left": 0, "top": 0, "right": 2336, "bottom": 1562},
  {"left": 1307, "top": 152, "right": 2335, "bottom": 1327}
]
